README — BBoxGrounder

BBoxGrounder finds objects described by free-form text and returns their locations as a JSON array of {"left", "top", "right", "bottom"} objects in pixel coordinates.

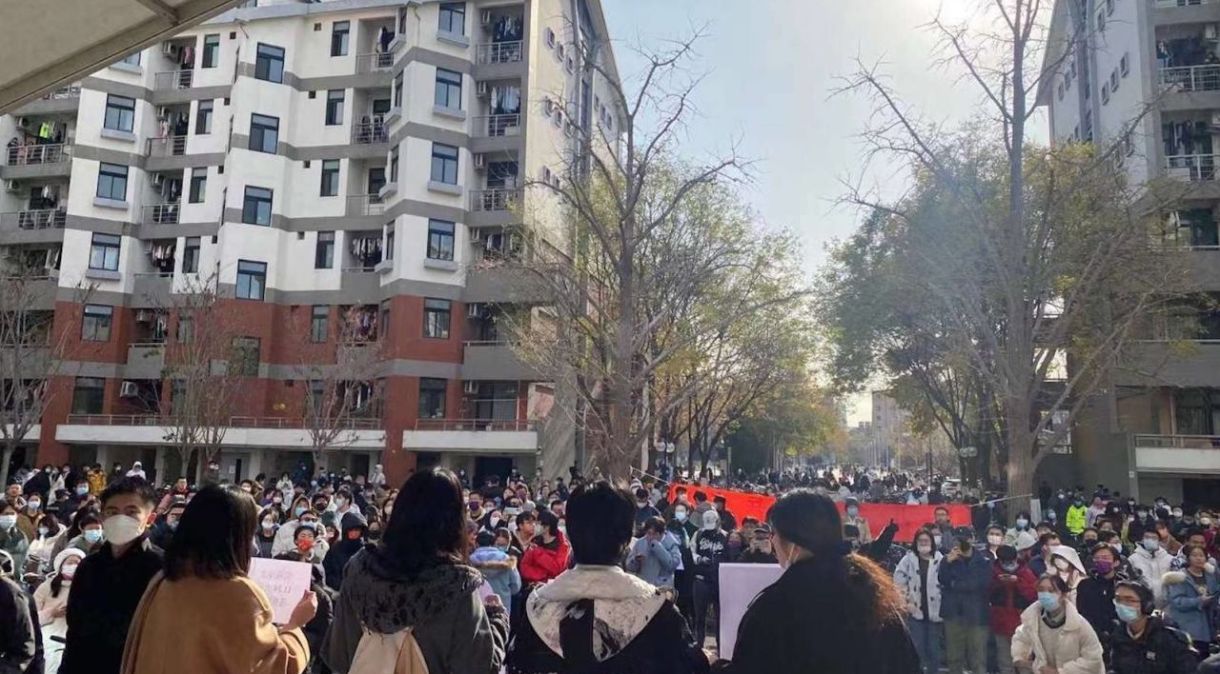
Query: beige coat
[
  {"left": 121, "top": 572, "right": 309, "bottom": 674},
  {"left": 1010, "top": 601, "right": 1104, "bottom": 674}
]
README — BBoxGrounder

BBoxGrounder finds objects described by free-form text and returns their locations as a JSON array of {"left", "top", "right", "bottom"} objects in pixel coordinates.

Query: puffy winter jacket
[
  {"left": 1130, "top": 546, "right": 1176, "bottom": 606},
  {"left": 520, "top": 532, "right": 570, "bottom": 585},
  {"left": 1011, "top": 601, "right": 1104, "bottom": 674},
  {"left": 988, "top": 561, "right": 1037, "bottom": 637},
  {"left": 1162, "top": 569, "right": 1220, "bottom": 644},
  {"left": 626, "top": 532, "right": 682, "bottom": 588},
  {"left": 893, "top": 550, "right": 943, "bottom": 622},
  {"left": 1108, "top": 615, "right": 1199, "bottom": 674}
]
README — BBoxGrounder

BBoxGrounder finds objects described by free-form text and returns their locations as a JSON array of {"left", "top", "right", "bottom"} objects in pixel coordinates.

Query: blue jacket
[
  {"left": 469, "top": 546, "right": 522, "bottom": 613},
  {"left": 625, "top": 532, "right": 682, "bottom": 588},
  {"left": 937, "top": 551, "right": 992, "bottom": 625},
  {"left": 1163, "top": 569, "right": 1220, "bottom": 643}
]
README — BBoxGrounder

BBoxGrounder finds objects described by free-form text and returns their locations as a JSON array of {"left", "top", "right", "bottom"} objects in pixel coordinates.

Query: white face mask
[
  {"left": 60, "top": 562, "right": 79, "bottom": 578},
  {"left": 102, "top": 514, "right": 144, "bottom": 546},
  {"left": 1053, "top": 558, "right": 1071, "bottom": 572},
  {"left": 988, "top": 534, "right": 1004, "bottom": 546}
]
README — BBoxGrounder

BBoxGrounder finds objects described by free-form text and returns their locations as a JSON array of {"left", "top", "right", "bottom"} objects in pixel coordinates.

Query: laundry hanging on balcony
[
  {"left": 493, "top": 15, "right": 523, "bottom": 42},
  {"left": 349, "top": 237, "right": 383, "bottom": 263},
  {"left": 491, "top": 86, "right": 521, "bottom": 115}
]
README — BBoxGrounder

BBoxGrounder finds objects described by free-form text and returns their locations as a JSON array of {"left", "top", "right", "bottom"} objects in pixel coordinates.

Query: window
[
  {"left": 177, "top": 316, "right": 194, "bottom": 343},
  {"left": 255, "top": 43, "right": 285, "bottom": 83},
  {"left": 188, "top": 167, "right": 207, "bottom": 204},
  {"left": 96, "top": 163, "right": 128, "bottom": 201},
  {"left": 1111, "top": 69, "right": 1119, "bottom": 92},
  {"left": 389, "top": 146, "right": 399, "bottom": 182},
  {"left": 419, "top": 378, "right": 446, "bottom": 418},
  {"left": 557, "top": 44, "right": 565, "bottom": 62},
  {"left": 393, "top": 71, "right": 404, "bottom": 107},
  {"left": 120, "top": 52, "right": 141, "bottom": 67},
  {"left": 242, "top": 186, "right": 273, "bottom": 225},
  {"left": 474, "top": 381, "right": 518, "bottom": 420},
  {"left": 435, "top": 68, "right": 462, "bottom": 109},
  {"left": 320, "top": 160, "right": 340, "bottom": 197},
  {"left": 231, "top": 337, "right": 260, "bottom": 376},
  {"left": 379, "top": 299, "right": 391, "bottom": 339},
  {"left": 88, "top": 233, "right": 121, "bottom": 271},
  {"left": 1101, "top": 82, "right": 1110, "bottom": 104},
  {"left": 430, "top": 143, "right": 459, "bottom": 184},
  {"left": 427, "top": 219, "right": 455, "bottom": 261},
  {"left": 423, "top": 298, "right": 450, "bottom": 339},
  {"left": 202, "top": 34, "right": 220, "bottom": 68},
  {"left": 196, "top": 100, "right": 213, "bottom": 134},
  {"left": 71, "top": 377, "right": 105, "bottom": 414},
  {"left": 310, "top": 305, "right": 329, "bottom": 342},
  {"left": 325, "top": 90, "right": 345, "bottom": 126},
  {"left": 546, "top": 28, "right": 555, "bottom": 48},
  {"left": 182, "top": 237, "right": 200, "bottom": 273},
  {"left": 104, "top": 95, "right": 135, "bottom": 132},
  {"left": 249, "top": 113, "right": 279, "bottom": 153},
  {"left": 315, "top": 231, "right": 335, "bottom": 269},
  {"left": 368, "top": 167, "right": 386, "bottom": 196},
  {"left": 439, "top": 2, "right": 465, "bottom": 35},
  {"left": 81, "top": 305, "right": 113, "bottom": 342},
  {"left": 236, "top": 260, "right": 267, "bottom": 300},
  {"left": 331, "top": 21, "right": 350, "bottom": 56}
]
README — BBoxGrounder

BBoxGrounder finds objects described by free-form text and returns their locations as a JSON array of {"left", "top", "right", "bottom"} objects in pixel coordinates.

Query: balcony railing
[
  {"left": 64, "top": 414, "right": 383, "bottom": 430},
  {"left": 342, "top": 264, "right": 379, "bottom": 273},
  {"left": 476, "top": 41, "right": 523, "bottom": 65},
  {"left": 355, "top": 52, "right": 394, "bottom": 73},
  {"left": 230, "top": 416, "right": 382, "bottom": 430},
  {"left": 346, "top": 194, "right": 386, "bottom": 216},
  {"left": 153, "top": 70, "right": 194, "bottom": 90},
  {"left": 141, "top": 204, "right": 181, "bottom": 225},
  {"left": 352, "top": 120, "right": 389, "bottom": 144},
  {"left": 146, "top": 135, "right": 187, "bottom": 157},
  {"left": 0, "top": 209, "right": 66, "bottom": 230},
  {"left": 1166, "top": 154, "right": 1218, "bottom": 181},
  {"left": 1155, "top": 0, "right": 1218, "bottom": 7},
  {"left": 474, "top": 113, "right": 521, "bottom": 138},
  {"left": 5, "top": 143, "right": 70, "bottom": 167},
  {"left": 1135, "top": 433, "right": 1220, "bottom": 448},
  {"left": 470, "top": 187, "right": 522, "bottom": 212},
  {"left": 39, "top": 85, "right": 81, "bottom": 100},
  {"left": 414, "top": 418, "right": 534, "bottom": 431},
  {"left": 1160, "top": 64, "right": 1220, "bottom": 92}
]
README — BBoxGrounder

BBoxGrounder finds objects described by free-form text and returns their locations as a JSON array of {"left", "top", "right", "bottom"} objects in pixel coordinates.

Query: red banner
[{"left": 667, "top": 484, "right": 973, "bottom": 542}]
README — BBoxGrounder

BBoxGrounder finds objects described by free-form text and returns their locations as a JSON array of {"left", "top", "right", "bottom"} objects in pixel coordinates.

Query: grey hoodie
[{"left": 322, "top": 547, "right": 508, "bottom": 674}]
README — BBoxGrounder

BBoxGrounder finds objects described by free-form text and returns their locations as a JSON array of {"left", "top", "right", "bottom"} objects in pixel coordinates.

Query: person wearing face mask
[
  {"left": 322, "top": 511, "right": 367, "bottom": 591},
  {"left": 626, "top": 517, "right": 681, "bottom": 588},
  {"left": 1048, "top": 545, "right": 1087, "bottom": 602},
  {"left": 633, "top": 487, "right": 662, "bottom": 533},
  {"left": 470, "top": 530, "right": 522, "bottom": 614},
  {"left": 1011, "top": 574, "right": 1104, "bottom": 674},
  {"left": 666, "top": 503, "right": 698, "bottom": 623},
  {"left": 738, "top": 526, "right": 778, "bottom": 564},
  {"left": 939, "top": 529, "right": 992, "bottom": 674},
  {"left": 895, "top": 529, "right": 945, "bottom": 674},
  {"left": 16, "top": 493, "right": 43, "bottom": 542},
  {"left": 271, "top": 496, "right": 316, "bottom": 557},
  {"left": 988, "top": 545, "right": 1037, "bottom": 674},
  {"left": 985, "top": 525, "right": 1006, "bottom": 561},
  {"left": 28, "top": 513, "right": 64, "bottom": 576},
  {"left": 0, "top": 502, "right": 30, "bottom": 575},
  {"left": 59, "top": 478, "right": 162, "bottom": 674},
  {"left": 519, "top": 510, "right": 570, "bottom": 588},
  {"left": 711, "top": 489, "right": 920, "bottom": 674},
  {"left": 1162, "top": 543, "right": 1220, "bottom": 653},
  {"left": 1075, "top": 544, "right": 1132, "bottom": 659},
  {"left": 1129, "top": 530, "right": 1175, "bottom": 607},
  {"left": 1006, "top": 512, "right": 1033, "bottom": 547},
  {"left": 1065, "top": 497, "right": 1089, "bottom": 539},
  {"left": 690, "top": 508, "right": 727, "bottom": 650},
  {"left": 148, "top": 503, "right": 185, "bottom": 551},
  {"left": 1108, "top": 580, "right": 1200, "bottom": 674},
  {"left": 34, "top": 547, "right": 85, "bottom": 673},
  {"left": 842, "top": 497, "right": 872, "bottom": 545},
  {"left": 254, "top": 509, "right": 279, "bottom": 559}
]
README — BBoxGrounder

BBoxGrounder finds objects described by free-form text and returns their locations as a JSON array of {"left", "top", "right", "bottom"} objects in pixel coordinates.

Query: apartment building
[
  {"left": 1040, "top": 0, "right": 1220, "bottom": 505},
  {"left": 0, "top": 0, "right": 622, "bottom": 486}
]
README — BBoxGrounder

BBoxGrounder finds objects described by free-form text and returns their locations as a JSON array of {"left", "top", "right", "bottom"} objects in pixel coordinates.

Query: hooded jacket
[
  {"left": 626, "top": 532, "right": 682, "bottom": 588},
  {"left": 505, "top": 565, "right": 707, "bottom": 674},
  {"left": 988, "top": 560, "right": 1037, "bottom": 637},
  {"left": 1130, "top": 546, "right": 1176, "bottom": 606},
  {"left": 321, "top": 512, "right": 366, "bottom": 591},
  {"left": 1162, "top": 569, "right": 1220, "bottom": 643},
  {"left": 1011, "top": 601, "right": 1104, "bottom": 674},
  {"left": 469, "top": 546, "right": 522, "bottom": 613},
  {"left": 893, "top": 549, "right": 943, "bottom": 623},
  {"left": 322, "top": 547, "right": 508, "bottom": 674}
]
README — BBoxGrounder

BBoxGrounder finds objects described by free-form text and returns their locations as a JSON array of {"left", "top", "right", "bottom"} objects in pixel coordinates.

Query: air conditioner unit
[
  {"left": 162, "top": 42, "right": 176, "bottom": 56},
  {"left": 470, "top": 229, "right": 484, "bottom": 244},
  {"left": 473, "top": 154, "right": 486, "bottom": 170},
  {"left": 481, "top": 10, "right": 493, "bottom": 25},
  {"left": 467, "top": 302, "right": 483, "bottom": 317},
  {"left": 119, "top": 381, "right": 139, "bottom": 398},
  {"left": 463, "top": 381, "right": 479, "bottom": 395},
  {"left": 152, "top": 174, "right": 165, "bottom": 188},
  {"left": 157, "top": 106, "right": 171, "bottom": 119},
  {"left": 476, "top": 82, "right": 489, "bottom": 98},
  {"left": 3, "top": 181, "right": 19, "bottom": 193}
]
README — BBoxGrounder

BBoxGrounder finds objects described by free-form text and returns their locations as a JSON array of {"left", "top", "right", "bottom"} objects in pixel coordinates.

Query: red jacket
[
  {"left": 520, "top": 532, "right": 570, "bottom": 585},
  {"left": 987, "top": 562, "right": 1037, "bottom": 637}
]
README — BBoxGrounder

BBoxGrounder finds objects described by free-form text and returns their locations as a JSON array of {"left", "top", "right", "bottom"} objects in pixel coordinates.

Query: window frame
[
  {"left": 438, "top": 2, "right": 466, "bottom": 35},
  {"left": 385, "top": 224, "right": 395, "bottom": 261},
  {"left": 418, "top": 377, "right": 447, "bottom": 418},
  {"left": 393, "top": 71, "right": 404, "bottom": 107},
  {"left": 325, "top": 89, "right": 345, "bottom": 126},
  {"left": 389, "top": 146, "right": 400, "bottom": 182},
  {"left": 196, "top": 99, "right": 214, "bottom": 135},
  {"left": 427, "top": 219, "right": 455, "bottom": 261},
  {"left": 104, "top": 94, "right": 136, "bottom": 132},
  {"left": 188, "top": 167, "right": 207, "bottom": 204},
  {"left": 81, "top": 304, "right": 113, "bottom": 342},
  {"left": 96, "top": 163, "right": 128, "bottom": 201},
  {"left": 315, "top": 231, "right": 335, "bottom": 269},
  {"left": 430, "top": 143, "right": 459, "bottom": 184},
  {"left": 320, "top": 160, "right": 341, "bottom": 197},
  {"left": 434, "top": 68, "right": 463, "bottom": 109},
  {"left": 88, "top": 233, "right": 121, "bottom": 272},
  {"left": 254, "top": 43, "right": 286, "bottom": 83},
  {"left": 182, "top": 236, "right": 201, "bottom": 273},
  {"left": 71, "top": 377, "right": 105, "bottom": 414},
  {"left": 230, "top": 336, "right": 261, "bottom": 376},
  {"left": 331, "top": 20, "right": 350, "bottom": 57},
  {"left": 241, "top": 186, "right": 273, "bottom": 226},
  {"left": 310, "top": 305, "right": 329, "bottom": 343},
  {"left": 235, "top": 260, "right": 267, "bottom": 301},
  {"left": 249, "top": 113, "right": 279, "bottom": 153},
  {"left": 423, "top": 298, "right": 451, "bottom": 339},
  {"left": 201, "top": 34, "right": 221, "bottom": 68},
  {"left": 1121, "top": 54, "right": 1130, "bottom": 77}
]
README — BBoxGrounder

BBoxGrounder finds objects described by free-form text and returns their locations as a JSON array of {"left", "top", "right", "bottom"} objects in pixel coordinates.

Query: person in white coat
[
  {"left": 894, "top": 529, "right": 944, "bottom": 674},
  {"left": 33, "top": 547, "right": 85, "bottom": 673},
  {"left": 1048, "top": 545, "right": 1087, "bottom": 603},
  {"left": 1011, "top": 573, "right": 1105, "bottom": 674},
  {"left": 1129, "top": 531, "right": 1175, "bottom": 607}
]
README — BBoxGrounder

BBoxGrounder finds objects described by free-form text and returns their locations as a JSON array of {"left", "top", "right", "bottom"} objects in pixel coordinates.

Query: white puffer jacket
[
  {"left": 893, "top": 550, "right": 944, "bottom": 622},
  {"left": 1011, "top": 601, "right": 1104, "bottom": 674}
]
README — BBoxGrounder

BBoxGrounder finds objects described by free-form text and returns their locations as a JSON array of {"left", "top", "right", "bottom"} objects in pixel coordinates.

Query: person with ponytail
[{"left": 712, "top": 489, "right": 920, "bottom": 674}]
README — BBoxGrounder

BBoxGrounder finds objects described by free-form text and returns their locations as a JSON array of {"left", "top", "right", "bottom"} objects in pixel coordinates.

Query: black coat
[
  {"left": 59, "top": 537, "right": 163, "bottom": 674},
  {"left": 1107, "top": 615, "right": 1199, "bottom": 674},
  {"left": 712, "top": 555, "right": 921, "bottom": 674},
  {"left": 0, "top": 575, "right": 41, "bottom": 674}
]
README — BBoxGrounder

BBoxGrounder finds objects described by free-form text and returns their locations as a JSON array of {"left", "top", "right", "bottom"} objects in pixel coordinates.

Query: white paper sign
[
  {"left": 248, "top": 557, "right": 313, "bottom": 625},
  {"left": 717, "top": 563, "right": 782, "bottom": 660}
]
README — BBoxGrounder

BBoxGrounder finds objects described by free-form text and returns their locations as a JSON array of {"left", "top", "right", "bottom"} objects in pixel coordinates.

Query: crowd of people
[{"left": 0, "top": 460, "right": 1218, "bottom": 674}]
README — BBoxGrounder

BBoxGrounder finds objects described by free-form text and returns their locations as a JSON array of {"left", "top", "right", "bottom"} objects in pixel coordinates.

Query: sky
[{"left": 600, "top": 0, "right": 1026, "bottom": 424}]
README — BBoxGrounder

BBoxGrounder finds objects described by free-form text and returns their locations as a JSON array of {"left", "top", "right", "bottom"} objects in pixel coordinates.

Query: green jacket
[{"left": 1065, "top": 504, "right": 1087, "bottom": 535}]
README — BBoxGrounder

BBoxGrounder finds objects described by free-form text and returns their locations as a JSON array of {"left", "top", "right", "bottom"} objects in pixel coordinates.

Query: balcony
[
  {"left": 1166, "top": 154, "right": 1218, "bottom": 181},
  {"left": 1153, "top": 0, "right": 1220, "bottom": 25},
  {"left": 1161, "top": 64, "right": 1220, "bottom": 93},
  {"left": 461, "top": 341, "right": 540, "bottom": 379},
  {"left": 345, "top": 194, "right": 386, "bottom": 217},
  {"left": 57, "top": 414, "right": 385, "bottom": 448},
  {"left": 470, "top": 187, "right": 521, "bottom": 212},
  {"left": 1133, "top": 434, "right": 1220, "bottom": 475},
  {"left": 146, "top": 135, "right": 187, "bottom": 158},
  {"left": 154, "top": 70, "right": 194, "bottom": 91},
  {"left": 470, "top": 114, "right": 522, "bottom": 154},
  {"left": 126, "top": 342, "right": 166, "bottom": 379},
  {"left": 131, "top": 272, "right": 173, "bottom": 306},
  {"left": 141, "top": 204, "right": 181, "bottom": 225},
  {"left": 355, "top": 52, "right": 394, "bottom": 74},
  {"left": 403, "top": 417, "right": 538, "bottom": 454},
  {"left": 11, "top": 86, "right": 80, "bottom": 116},
  {"left": 476, "top": 41, "right": 523, "bottom": 65},
  {"left": 0, "top": 209, "right": 66, "bottom": 232},
  {"left": 464, "top": 264, "right": 547, "bottom": 303},
  {"left": 1, "top": 143, "right": 72, "bottom": 180},
  {"left": 351, "top": 120, "right": 389, "bottom": 147}
]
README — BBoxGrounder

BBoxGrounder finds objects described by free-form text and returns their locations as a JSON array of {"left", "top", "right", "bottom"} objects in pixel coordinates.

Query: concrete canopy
[{"left": 0, "top": 0, "right": 243, "bottom": 114}]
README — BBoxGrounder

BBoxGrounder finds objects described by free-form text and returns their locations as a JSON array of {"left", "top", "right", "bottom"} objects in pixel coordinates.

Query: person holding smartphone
[{"left": 939, "top": 527, "right": 992, "bottom": 674}]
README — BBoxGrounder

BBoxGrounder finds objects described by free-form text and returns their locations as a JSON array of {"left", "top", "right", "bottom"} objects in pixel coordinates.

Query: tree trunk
[{"left": 0, "top": 444, "right": 13, "bottom": 490}]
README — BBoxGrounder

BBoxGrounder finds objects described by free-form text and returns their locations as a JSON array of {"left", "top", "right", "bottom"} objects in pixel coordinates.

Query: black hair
[
  {"left": 515, "top": 511, "right": 536, "bottom": 527},
  {"left": 50, "top": 549, "right": 84, "bottom": 598},
  {"left": 164, "top": 486, "right": 257, "bottom": 581},
  {"left": 1115, "top": 579, "right": 1154, "bottom": 614},
  {"left": 565, "top": 481, "right": 634, "bottom": 565},
  {"left": 379, "top": 468, "right": 466, "bottom": 577},
  {"left": 643, "top": 516, "right": 666, "bottom": 535},
  {"left": 767, "top": 489, "right": 844, "bottom": 555},
  {"left": 99, "top": 477, "right": 156, "bottom": 507},
  {"left": 476, "top": 530, "right": 496, "bottom": 547},
  {"left": 634, "top": 487, "right": 649, "bottom": 500},
  {"left": 536, "top": 510, "right": 559, "bottom": 535},
  {"left": 1037, "top": 532, "right": 1059, "bottom": 549},
  {"left": 1036, "top": 573, "right": 1070, "bottom": 594},
  {"left": 1182, "top": 543, "right": 1209, "bottom": 565},
  {"left": 75, "top": 512, "right": 101, "bottom": 529},
  {"left": 1090, "top": 542, "right": 1117, "bottom": 559},
  {"left": 694, "top": 491, "right": 708, "bottom": 503},
  {"left": 493, "top": 527, "right": 512, "bottom": 542},
  {"left": 997, "top": 545, "right": 1017, "bottom": 562}
]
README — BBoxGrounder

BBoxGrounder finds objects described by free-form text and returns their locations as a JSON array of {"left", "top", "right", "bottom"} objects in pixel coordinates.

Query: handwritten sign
[
  {"left": 717, "top": 563, "right": 783, "bottom": 660},
  {"left": 248, "top": 557, "right": 312, "bottom": 625}
]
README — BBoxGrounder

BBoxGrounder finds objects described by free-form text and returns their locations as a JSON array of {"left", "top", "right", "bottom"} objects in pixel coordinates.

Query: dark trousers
[
  {"left": 692, "top": 576, "right": 718, "bottom": 648},
  {"left": 674, "top": 569, "right": 693, "bottom": 621}
]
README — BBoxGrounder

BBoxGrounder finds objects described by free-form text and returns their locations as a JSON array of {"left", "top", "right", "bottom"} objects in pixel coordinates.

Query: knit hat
[{"left": 53, "top": 547, "right": 86, "bottom": 574}]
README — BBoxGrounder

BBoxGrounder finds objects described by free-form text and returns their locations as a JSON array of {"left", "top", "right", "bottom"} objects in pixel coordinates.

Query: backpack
[{"left": 347, "top": 626, "right": 429, "bottom": 674}]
